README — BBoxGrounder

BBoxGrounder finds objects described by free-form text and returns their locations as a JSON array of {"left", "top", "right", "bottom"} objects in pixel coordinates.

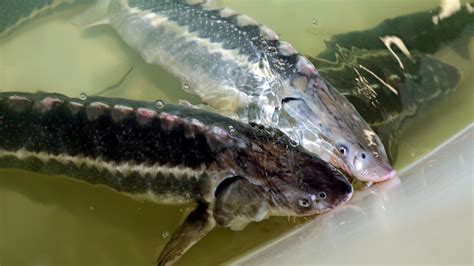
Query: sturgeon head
[
  {"left": 273, "top": 53, "right": 396, "bottom": 183},
  {"left": 212, "top": 125, "right": 354, "bottom": 230},
  {"left": 312, "top": 48, "right": 462, "bottom": 163},
  {"left": 287, "top": 72, "right": 396, "bottom": 183}
]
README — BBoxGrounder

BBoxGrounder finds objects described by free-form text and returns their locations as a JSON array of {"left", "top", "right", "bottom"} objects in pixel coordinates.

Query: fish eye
[
  {"left": 361, "top": 152, "right": 367, "bottom": 159},
  {"left": 338, "top": 144, "right": 348, "bottom": 155},
  {"left": 298, "top": 198, "right": 311, "bottom": 208},
  {"left": 318, "top": 192, "right": 327, "bottom": 199}
]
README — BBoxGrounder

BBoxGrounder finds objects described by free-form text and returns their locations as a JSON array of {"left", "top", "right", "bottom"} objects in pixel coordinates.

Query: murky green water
[{"left": 0, "top": 1, "right": 472, "bottom": 265}]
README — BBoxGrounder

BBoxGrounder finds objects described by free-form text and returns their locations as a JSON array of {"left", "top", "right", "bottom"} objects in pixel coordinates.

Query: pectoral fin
[
  {"left": 213, "top": 177, "right": 270, "bottom": 230},
  {"left": 157, "top": 202, "right": 215, "bottom": 266}
]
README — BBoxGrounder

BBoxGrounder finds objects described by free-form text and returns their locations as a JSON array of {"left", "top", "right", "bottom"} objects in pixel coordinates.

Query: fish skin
[
  {"left": 106, "top": 0, "right": 283, "bottom": 120},
  {"left": 0, "top": 91, "right": 353, "bottom": 265}
]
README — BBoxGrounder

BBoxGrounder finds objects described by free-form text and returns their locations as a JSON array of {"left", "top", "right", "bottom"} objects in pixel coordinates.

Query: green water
[{"left": 0, "top": 1, "right": 472, "bottom": 265}]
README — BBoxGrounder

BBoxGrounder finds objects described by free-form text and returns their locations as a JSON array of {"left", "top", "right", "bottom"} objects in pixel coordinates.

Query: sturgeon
[
  {"left": 318, "top": 2, "right": 474, "bottom": 61},
  {"left": 72, "top": 0, "right": 394, "bottom": 183},
  {"left": 0, "top": 91, "right": 352, "bottom": 265},
  {"left": 310, "top": 48, "right": 462, "bottom": 162},
  {"left": 0, "top": 0, "right": 395, "bottom": 183},
  {"left": 310, "top": 3, "right": 471, "bottom": 162}
]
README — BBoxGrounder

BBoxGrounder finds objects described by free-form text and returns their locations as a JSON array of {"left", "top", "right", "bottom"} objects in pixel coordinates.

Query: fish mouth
[
  {"left": 311, "top": 190, "right": 353, "bottom": 215},
  {"left": 343, "top": 189, "right": 353, "bottom": 203},
  {"left": 323, "top": 189, "right": 353, "bottom": 213},
  {"left": 372, "top": 169, "right": 397, "bottom": 183},
  {"left": 337, "top": 189, "right": 353, "bottom": 206},
  {"left": 355, "top": 169, "right": 397, "bottom": 184}
]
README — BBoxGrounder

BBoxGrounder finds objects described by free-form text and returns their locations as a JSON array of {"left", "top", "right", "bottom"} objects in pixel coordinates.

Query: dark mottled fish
[
  {"left": 0, "top": 91, "right": 352, "bottom": 265},
  {"left": 318, "top": 2, "right": 474, "bottom": 61},
  {"left": 309, "top": 48, "right": 462, "bottom": 162},
  {"left": 310, "top": 2, "right": 470, "bottom": 162}
]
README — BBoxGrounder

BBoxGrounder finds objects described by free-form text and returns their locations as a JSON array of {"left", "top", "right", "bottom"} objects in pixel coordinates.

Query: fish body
[
  {"left": 105, "top": 0, "right": 282, "bottom": 121},
  {"left": 310, "top": 48, "right": 462, "bottom": 162},
  {"left": 311, "top": 3, "right": 470, "bottom": 163},
  {"left": 0, "top": 91, "right": 352, "bottom": 264},
  {"left": 318, "top": 2, "right": 474, "bottom": 61},
  {"left": 92, "top": 0, "right": 395, "bottom": 183},
  {"left": 0, "top": 0, "right": 396, "bottom": 182},
  {"left": 3, "top": 1, "right": 471, "bottom": 183}
]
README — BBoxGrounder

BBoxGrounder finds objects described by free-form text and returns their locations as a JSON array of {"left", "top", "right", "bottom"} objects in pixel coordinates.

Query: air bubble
[
  {"left": 79, "top": 93, "right": 87, "bottom": 101},
  {"left": 89, "top": 205, "right": 94, "bottom": 211},
  {"left": 289, "top": 140, "right": 299, "bottom": 147},
  {"left": 155, "top": 99, "right": 165, "bottom": 109},
  {"left": 288, "top": 132, "right": 300, "bottom": 147},
  {"left": 228, "top": 125, "right": 236, "bottom": 136},
  {"left": 182, "top": 81, "right": 191, "bottom": 92},
  {"left": 162, "top": 231, "right": 169, "bottom": 239},
  {"left": 184, "top": 192, "right": 191, "bottom": 198},
  {"left": 312, "top": 19, "right": 320, "bottom": 26}
]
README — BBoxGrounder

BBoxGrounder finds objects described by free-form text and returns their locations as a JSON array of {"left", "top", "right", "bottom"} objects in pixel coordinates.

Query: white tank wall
[{"left": 234, "top": 124, "right": 473, "bottom": 265}]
